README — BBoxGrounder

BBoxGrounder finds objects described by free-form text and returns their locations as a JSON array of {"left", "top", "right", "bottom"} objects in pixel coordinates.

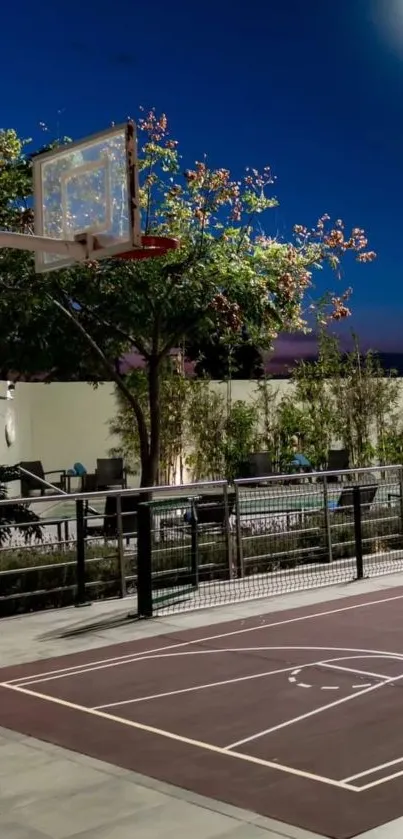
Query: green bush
[{"left": 0, "top": 546, "right": 125, "bottom": 617}]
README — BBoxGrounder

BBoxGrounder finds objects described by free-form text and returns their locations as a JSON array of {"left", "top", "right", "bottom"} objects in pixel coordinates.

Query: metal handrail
[
  {"left": 7, "top": 465, "right": 396, "bottom": 505},
  {"left": 4, "top": 478, "right": 228, "bottom": 508},
  {"left": 235, "top": 464, "right": 401, "bottom": 487},
  {"left": 18, "top": 466, "right": 68, "bottom": 496},
  {"left": 16, "top": 465, "right": 100, "bottom": 516}
]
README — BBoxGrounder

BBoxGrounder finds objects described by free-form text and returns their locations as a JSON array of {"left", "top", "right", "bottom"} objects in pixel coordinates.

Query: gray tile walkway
[{"left": 2, "top": 573, "right": 403, "bottom": 838}]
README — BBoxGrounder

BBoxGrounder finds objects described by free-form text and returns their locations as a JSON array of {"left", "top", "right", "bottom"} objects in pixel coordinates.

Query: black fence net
[
  {"left": 0, "top": 467, "right": 402, "bottom": 618},
  {"left": 146, "top": 466, "right": 403, "bottom": 615},
  {"left": 145, "top": 489, "right": 234, "bottom": 614}
]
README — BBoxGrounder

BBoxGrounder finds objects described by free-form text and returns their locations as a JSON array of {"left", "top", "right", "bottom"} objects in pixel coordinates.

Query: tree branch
[
  {"left": 70, "top": 298, "right": 150, "bottom": 359},
  {"left": 49, "top": 295, "right": 150, "bottom": 464},
  {"left": 157, "top": 314, "right": 203, "bottom": 361},
  {"left": 160, "top": 251, "right": 204, "bottom": 301}
]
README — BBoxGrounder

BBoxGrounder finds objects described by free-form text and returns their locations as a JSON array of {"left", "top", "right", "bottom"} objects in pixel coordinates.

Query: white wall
[
  {"left": 0, "top": 380, "right": 290, "bottom": 488},
  {"left": 3, "top": 377, "right": 402, "bottom": 488},
  {"left": 209, "top": 379, "right": 294, "bottom": 403},
  {"left": 5, "top": 379, "right": 296, "bottom": 477},
  {"left": 21, "top": 382, "right": 118, "bottom": 475}
]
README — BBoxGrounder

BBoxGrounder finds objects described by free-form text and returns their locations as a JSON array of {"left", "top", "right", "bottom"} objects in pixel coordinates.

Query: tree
[
  {"left": 109, "top": 358, "right": 192, "bottom": 485},
  {"left": 290, "top": 327, "right": 341, "bottom": 469},
  {"left": 0, "top": 117, "right": 376, "bottom": 486},
  {"left": 185, "top": 381, "right": 262, "bottom": 482},
  {"left": 329, "top": 335, "right": 401, "bottom": 467},
  {"left": 185, "top": 334, "right": 265, "bottom": 379},
  {"left": 289, "top": 327, "right": 402, "bottom": 468}
]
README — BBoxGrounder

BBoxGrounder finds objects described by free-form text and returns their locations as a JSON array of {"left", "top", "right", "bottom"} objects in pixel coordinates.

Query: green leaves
[
  {"left": 0, "top": 111, "right": 377, "bottom": 381},
  {"left": 0, "top": 113, "right": 377, "bottom": 484}
]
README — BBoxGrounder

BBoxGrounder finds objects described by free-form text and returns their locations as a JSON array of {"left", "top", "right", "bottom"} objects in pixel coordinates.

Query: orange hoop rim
[{"left": 115, "top": 235, "right": 180, "bottom": 261}]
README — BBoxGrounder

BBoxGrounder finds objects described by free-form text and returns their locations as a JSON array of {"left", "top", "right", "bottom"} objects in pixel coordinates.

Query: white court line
[
  {"left": 93, "top": 662, "right": 312, "bottom": 710},
  {"left": 94, "top": 654, "right": 390, "bottom": 711},
  {"left": 358, "top": 768, "right": 403, "bottom": 791},
  {"left": 8, "top": 647, "right": 403, "bottom": 689},
  {"left": 5, "top": 591, "right": 403, "bottom": 685},
  {"left": 224, "top": 671, "right": 403, "bottom": 750},
  {"left": 0, "top": 682, "right": 357, "bottom": 792},
  {"left": 343, "top": 756, "right": 403, "bottom": 783},
  {"left": 320, "top": 662, "right": 390, "bottom": 680}
]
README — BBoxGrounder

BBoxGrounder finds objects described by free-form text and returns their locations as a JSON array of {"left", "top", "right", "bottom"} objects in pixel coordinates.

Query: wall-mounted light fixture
[{"left": 0, "top": 382, "right": 15, "bottom": 401}]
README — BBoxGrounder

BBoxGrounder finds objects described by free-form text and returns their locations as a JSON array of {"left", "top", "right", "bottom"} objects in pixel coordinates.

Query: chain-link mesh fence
[
  {"left": 150, "top": 465, "right": 403, "bottom": 615},
  {"left": 0, "top": 466, "right": 402, "bottom": 618},
  {"left": 357, "top": 466, "right": 403, "bottom": 577}
]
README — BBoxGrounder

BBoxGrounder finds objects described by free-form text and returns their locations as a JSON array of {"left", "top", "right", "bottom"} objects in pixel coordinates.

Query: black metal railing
[{"left": 0, "top": 466, "right": 402, "bottom": 618}]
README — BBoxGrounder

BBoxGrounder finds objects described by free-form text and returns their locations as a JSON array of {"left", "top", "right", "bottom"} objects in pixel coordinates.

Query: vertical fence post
[
  {"left": 75, "top": 499, "right": 89, "bottom": 606},
  {"left": 116, "top": 495, "right": 127, "bottom": 598},
  {"left": 190, "top": 499, "right": 199, "bottom": 589},
  {"left": 399, "top": 467, "right": 403, "bottom": 537},
  {"left": 137, "top": 501, "right": 153, "bottom": 618},
  {"left": 223, "top": 482, "right": 233, "bottom": 579},
  {"left": 234, "top": 482, "right": 244, "bottom": 578},
  {"left": 322, "top": 476, "right": 333, "bottom": 563},
  {"left": 353, "top": 485, "right": 364, "bottom": 580}
]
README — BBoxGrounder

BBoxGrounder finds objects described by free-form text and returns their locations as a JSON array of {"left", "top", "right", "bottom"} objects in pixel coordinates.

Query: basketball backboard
[{"left": 33, "top": 122, "right": 140, "bottom": 273}]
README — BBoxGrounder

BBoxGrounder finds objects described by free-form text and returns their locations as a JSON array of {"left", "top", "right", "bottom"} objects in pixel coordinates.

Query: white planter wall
[{"left": 2, "top": 378, "right": 401, "bottom": 488}]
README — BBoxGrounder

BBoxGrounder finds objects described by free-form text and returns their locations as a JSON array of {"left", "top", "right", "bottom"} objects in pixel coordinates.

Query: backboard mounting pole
[{"left": 0, "top": 231, "right": 87, "bottom": 260}]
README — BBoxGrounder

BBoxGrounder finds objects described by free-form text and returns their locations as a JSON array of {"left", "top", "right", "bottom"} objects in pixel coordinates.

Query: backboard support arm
[{"left": 0, "top": 231, "right": 89, "bottom": 260}]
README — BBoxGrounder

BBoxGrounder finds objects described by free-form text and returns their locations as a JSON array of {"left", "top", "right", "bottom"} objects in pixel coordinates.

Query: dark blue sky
[{"left": 2, "top": 0, "right": 403, "bottom": 349}]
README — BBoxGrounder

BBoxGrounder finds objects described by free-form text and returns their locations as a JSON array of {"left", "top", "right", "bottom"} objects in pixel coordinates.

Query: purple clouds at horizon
[{"left": 6, "top": 329, "right": 401, "bottom": 383}]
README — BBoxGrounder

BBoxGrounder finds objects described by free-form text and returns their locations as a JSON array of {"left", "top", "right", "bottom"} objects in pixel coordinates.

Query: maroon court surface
[{"left": 4, "top": 591, "right": 403, "bottom": 838}]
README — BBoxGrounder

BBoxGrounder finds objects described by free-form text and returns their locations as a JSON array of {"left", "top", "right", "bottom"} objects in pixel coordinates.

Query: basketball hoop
[
  {"left": 0, "top": 122, "right": 181, "bottom": 271},
  {"left": 115, "top": 235, "right": 180, "bottom": 261}
]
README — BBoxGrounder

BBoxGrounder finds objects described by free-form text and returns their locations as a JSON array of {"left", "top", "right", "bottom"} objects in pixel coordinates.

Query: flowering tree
[{"left": 0, "top": 115, "right": 375, "bottom": 485}]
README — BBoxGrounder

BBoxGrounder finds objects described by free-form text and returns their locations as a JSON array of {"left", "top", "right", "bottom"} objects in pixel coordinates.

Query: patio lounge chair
[
  {"left": 160, "top": 493, "right": 235, "bottom": 541},
  {"left": 193, "top": 493, "right": 235, "bottom": 527},
  {"left": 326, "top": 449, "right": 350, "bottom": 482},
  {"left": 96, "top": 458, "right": 127, "bottom": 490},
  {"left": 19, "top": 461, "right": 66, "bottom": 497},
  {"left": 237, "top": 452, "right": 273, "bottom": 485},
  {"left": 329, "top": 483, "right": 378, "bottom": 513},
  {"left": 78, "top": 460, "right": 128, "bottom": 494},
  {"left": 85, "top": 493, "right": 140, "bottom": 540}
]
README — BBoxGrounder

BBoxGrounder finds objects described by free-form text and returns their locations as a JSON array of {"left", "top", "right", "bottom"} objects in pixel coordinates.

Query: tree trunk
[{"left": 141, "top": 354, "right": 161, "bottom": 487}]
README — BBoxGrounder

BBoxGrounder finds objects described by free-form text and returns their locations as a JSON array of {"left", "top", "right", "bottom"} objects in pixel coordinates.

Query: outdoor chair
[
  {"left": 193, "top": 493, "right": 235, "bottom": 527},
  {"left": 95, "top": 458, "right": 127, "bottom": 490},
  {"left": 329, "top": 483, "right": 378, "bottom": 514},
  {"left": 85, "top": 493, "right": 140, "bottom": 541},
  {"left": 80, "top": 473, "right": 99, "bottom": 493},
  {"left": 325, "top": 449, "right": 350, "bottom": 482},
  {"left": 19, "top": 461, "right": 66, "bottom": 497},
  {"left": 237, "top": 452, "right": 273, "bottom": 485},
  {"left": 160, "top": 493, "right": 235, "bottom": 542}
]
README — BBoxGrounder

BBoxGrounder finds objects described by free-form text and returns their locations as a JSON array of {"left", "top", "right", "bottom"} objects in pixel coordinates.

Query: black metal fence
[{"left": 0, "top": 466, "right": 402, "bottom": 618}]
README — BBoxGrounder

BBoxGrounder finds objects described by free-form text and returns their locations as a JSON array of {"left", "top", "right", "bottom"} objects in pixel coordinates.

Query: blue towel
[
  {"left": 73, "top": 462, "right": 87, "bottom": 477},
  {"left": 291, "top": 453, "right": 311, "bottom": 468}
]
